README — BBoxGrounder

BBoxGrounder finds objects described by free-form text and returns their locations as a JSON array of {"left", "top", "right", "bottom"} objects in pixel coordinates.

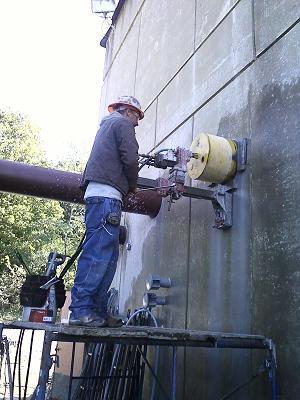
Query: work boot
[
  {"left": 69, "top": 313, "right": 108, "bottom": 327},
  {"left": 106, "top": 315, "right": 124, "bottom": 328}
]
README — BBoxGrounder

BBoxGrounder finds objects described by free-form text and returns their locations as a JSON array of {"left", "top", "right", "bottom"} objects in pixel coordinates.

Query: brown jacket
[{"left": 80, "top": 112, "right": 139, "bottom": 196}]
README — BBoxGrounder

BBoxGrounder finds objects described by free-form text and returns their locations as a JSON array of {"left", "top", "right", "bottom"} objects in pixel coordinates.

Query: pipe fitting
[
  {"left": 143, "top": 292, "right": 166, "bottom": 308},
  {"left": 146, "top": 274, "right": 172, "bottom": 291}
]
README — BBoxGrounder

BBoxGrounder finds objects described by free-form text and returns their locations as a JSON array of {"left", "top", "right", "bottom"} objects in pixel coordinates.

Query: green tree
[
  {"left": 55, "top": 154, "right": 85, "bottom": 288},
  {"left": 0, "top": 110, "right": 84, "bottom": 319},
  {"left": 0, "top": 110, "right": 45, "bottom": 164}
]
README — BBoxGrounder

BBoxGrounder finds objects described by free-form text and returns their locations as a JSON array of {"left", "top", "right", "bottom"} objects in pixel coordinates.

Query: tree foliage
[
  {"left": 0, "top": 110, "right": 45, "bottom": 164},
  {"left": 0, "top": 110, "right": 85, "bottom": 319}
]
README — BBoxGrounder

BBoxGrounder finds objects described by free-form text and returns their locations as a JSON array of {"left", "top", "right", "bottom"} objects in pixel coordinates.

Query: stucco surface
[
  {"left": 99, "top": 1, "right": 300, "bottom": 398},
  {"left": 195, "top": 0, "right": 238, "bottom": 48},
  {"left": 135, "top": 0, "right": 195, "bottom": 108},
  {"left": 184, "top": 68, "right": 252, "bottom": 398},
  {"left": 156, "top": 0, "right": 253, "bottom": 145},
  {"left": 117, "top": 120, "right": 193, "bottom": 399},
  {"left": 250, "top": 23, "right": 300, "bottom": 398},
  {"left": 254, "top": 0, "right": 300, "bottom": 54}
]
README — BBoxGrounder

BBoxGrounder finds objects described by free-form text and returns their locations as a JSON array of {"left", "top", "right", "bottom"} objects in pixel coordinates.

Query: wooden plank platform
[{"left": 1, "top": 321, "right": 271, "bottom": 349}]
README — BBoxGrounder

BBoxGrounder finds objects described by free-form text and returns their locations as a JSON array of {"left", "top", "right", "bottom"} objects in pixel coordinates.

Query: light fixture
[{"left": 91, "top": 0, "right": 118, "bottom": 15}]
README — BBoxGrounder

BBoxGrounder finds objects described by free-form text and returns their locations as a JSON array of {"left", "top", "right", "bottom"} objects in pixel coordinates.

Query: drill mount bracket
[
  {"left": 138, "top": 138, "right": 248, "bottom": 229},
  {"left": 137, "top": 178, "right": 235, "bottom": 229}
]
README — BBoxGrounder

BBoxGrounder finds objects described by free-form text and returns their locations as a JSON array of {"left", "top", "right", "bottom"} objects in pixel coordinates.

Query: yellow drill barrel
[{"left": 187, "top": 133, "right": 237, "bottom": 184}]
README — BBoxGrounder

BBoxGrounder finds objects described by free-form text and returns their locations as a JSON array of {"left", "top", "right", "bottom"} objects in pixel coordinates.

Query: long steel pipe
[{"left": 0, "top": 159, "right": 161, "bottom": 218}]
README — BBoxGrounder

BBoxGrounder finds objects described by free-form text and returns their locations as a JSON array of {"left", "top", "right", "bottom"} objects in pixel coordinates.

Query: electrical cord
[
  {"left": 58, "top": 232, "right": 86, "bottom": 280},
  {"left": 138, "top": 159, "right": 151, "bottom": 171},
  {"left": 138, "top": 148, "right": 174, "bottom": 171},
  {"left": 40, "top": 231, "right": 87, "bottom": 290}
]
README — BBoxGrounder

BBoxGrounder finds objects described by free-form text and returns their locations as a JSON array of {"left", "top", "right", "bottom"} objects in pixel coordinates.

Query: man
[{"left": 69, "top": 95, "right": 143, "bottom": 327}]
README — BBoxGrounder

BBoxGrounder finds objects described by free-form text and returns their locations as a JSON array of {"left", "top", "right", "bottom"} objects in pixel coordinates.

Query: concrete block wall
[{"left": 99, "top": 1, "right": 300, "bottom": 398}]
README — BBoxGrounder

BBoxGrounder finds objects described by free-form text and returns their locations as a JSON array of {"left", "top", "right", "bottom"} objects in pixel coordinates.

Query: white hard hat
[{"left": 108, "top": 95, "right": 144, "bottom": 120}]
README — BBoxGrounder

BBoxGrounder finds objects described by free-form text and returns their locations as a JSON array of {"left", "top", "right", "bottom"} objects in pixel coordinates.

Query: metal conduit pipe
[{"left": 0, "top": 159, "right": 161, "bottom": 217}]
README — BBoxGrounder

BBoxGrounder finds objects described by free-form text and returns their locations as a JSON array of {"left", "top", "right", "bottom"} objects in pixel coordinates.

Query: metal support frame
[
  {"left": 31, "top": 332, "right": 54, "bottom": 400},
  {"left": 0, "top": 326, "right": 13, "bottom": 400},
  {"left": 67, "top": 342, "right": 76, "bottom": 400},
  {"left": 66, "top": 341, "right": 147, "bottom": 400},
  {"left": 267, "top": 340, "right": 278, "bottom": 400},
  {"left": 171, "top": 347, "right": 177, "bottom": 400},
  {"left": 0, "top": 322, "right": 277, "bottom": 400},
  {"left": 138, "top": 178, "right": 235, "bottom": 229}
]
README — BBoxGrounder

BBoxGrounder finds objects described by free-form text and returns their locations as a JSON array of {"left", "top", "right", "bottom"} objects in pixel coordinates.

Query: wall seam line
[
  {"left": 103, "top": 0, "right": 242, "bottom": 111},
  {"left": 248, "top": 71, "right": 254, "bottom": 383},
  {"left": 147, "top": 16, "right": 300, "bottom": 152},
  {"left": 142, "top": 0, "right": 243, "bottom": 113},
  {"left": 251, "top": 0, "right": 257, "bottom": 59},
  {"left": 183, "top": 113, "right": 194, "bottom": 400},
  {"left": 154, "top": 98, "right": 158, "bottom": 147},
  {"left": 150, "top": 59, "right": 255, "bottom": 152},
  {"left": 133, "top": 9, "right": 142, "bottom": 96},
  {"left": 193, "top": 0, "right": 197, "bottom": 51},
  {"left": 256, "top": 17, "right": 300, "bottom": 59}
]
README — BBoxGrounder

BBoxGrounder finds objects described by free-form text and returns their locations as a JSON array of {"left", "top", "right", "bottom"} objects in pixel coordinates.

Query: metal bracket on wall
[
  {"left": 211, "top": 187, "right": 234, "bottom": 229},
  {"left": 235, "top": 138, "right": 249, "bottom": 173},
  {"left": 137, "top": 138, "right": 248, "bottom": 230},
  {"left": 180, "top": 183, "right": 236, "bottom": 229}
]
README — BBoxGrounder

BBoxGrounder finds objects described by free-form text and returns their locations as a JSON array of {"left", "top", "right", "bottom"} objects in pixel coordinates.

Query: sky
[{"left": 0, "top": 0, "right": 108, "bottom": 162}]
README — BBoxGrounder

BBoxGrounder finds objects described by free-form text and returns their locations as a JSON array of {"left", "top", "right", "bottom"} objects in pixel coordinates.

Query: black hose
[
  {"left": 59, "top": 232, "right": 86, "bottom": 280},
  {"left": 138, "top": 159, "right": 150, "bottom": 171}
]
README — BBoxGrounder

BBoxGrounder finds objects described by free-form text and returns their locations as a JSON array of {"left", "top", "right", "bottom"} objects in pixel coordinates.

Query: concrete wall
[{"left": 100, "top": 1, "right": 300, "bottom": 398}]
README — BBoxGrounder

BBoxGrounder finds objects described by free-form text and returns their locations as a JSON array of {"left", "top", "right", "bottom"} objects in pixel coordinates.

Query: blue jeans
[{"left": 69, "top": 197, "right": 121, "bottom": 318}]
